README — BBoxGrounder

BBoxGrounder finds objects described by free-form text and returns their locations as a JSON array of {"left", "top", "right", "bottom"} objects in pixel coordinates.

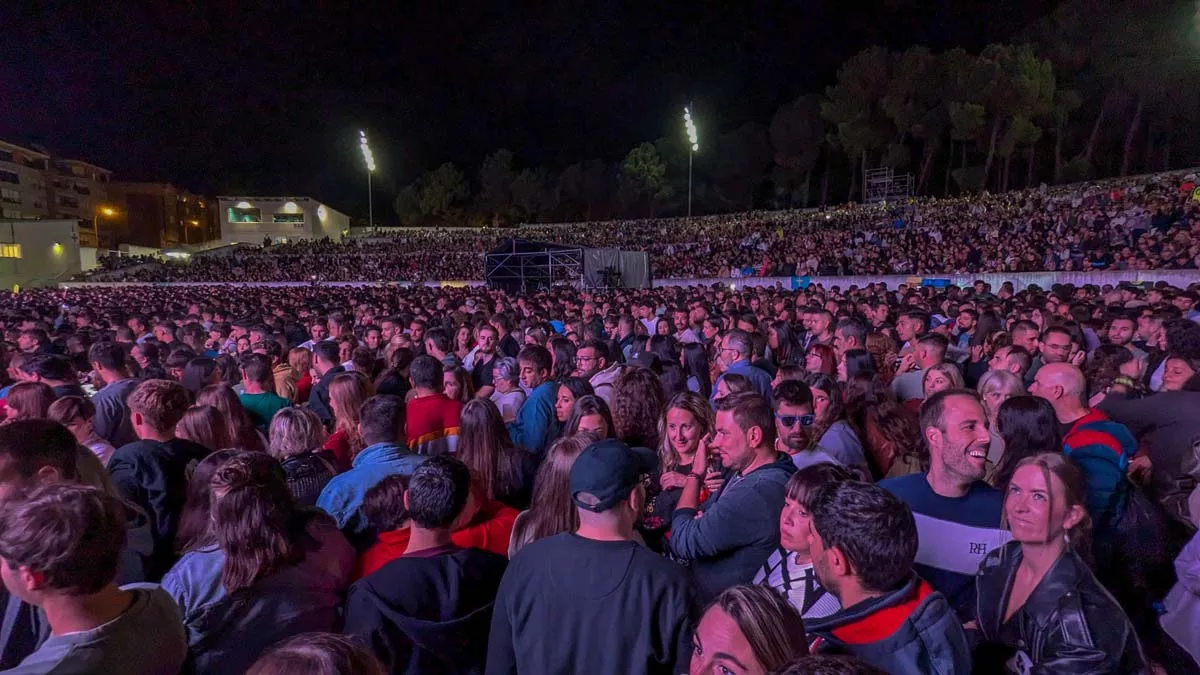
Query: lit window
[
  {"left": 273, "top": 213, "right": 305, "bottom": 223},
  {"left": 0, "top": 244, "right": 21, "bottom": 258},
  {"left": 228, "top": 207, "right": 261, "bottom": 223}
]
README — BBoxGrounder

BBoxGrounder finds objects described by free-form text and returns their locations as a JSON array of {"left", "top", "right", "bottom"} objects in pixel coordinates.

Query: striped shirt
[{"left": 754, "top": 549, "right": 840, "bottom": 619}]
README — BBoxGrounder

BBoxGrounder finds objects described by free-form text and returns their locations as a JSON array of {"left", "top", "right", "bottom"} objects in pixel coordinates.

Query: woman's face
[
  {"left": 555, "top": 385, "right": 577, "bottom": 423},
  {"left": 339, "top": 342, "right": 352, "bottom": 362},
  {"left": 666, "top": 407, "right": 700, "bottom": 457},
  {"left": 767, "top": 327, "right": 779, "bottom": 350},
  {"left": 982, "top": 388, "right": 1011, "bottom": 421},
  {"left": 812, "top": 387, "right": 832, "bottom": 420},
  {"left": 924, "top": 370, "right": 952, "bottom": 396},
  {"left": 778, "top": 494, "right": 812, "bottom": 555},
  {"left": 456, "top": 327, "right": 472, "bottom": 348},
  {"left": 577, "top": 413, "right": 608, "bottom": 437},
  {"left": 1162, "top": 358, "right": 1195, "bottom": 392},
  {"left": 805, "top": 352, "right": 823, "bottom": 374},
  {"left": 492, "top": 368, "right": 512, "bottom": 392},
  {"left": 689, "top": 606, "right": 765, "bottom": 675},
  {"left": 656, "top": 321, "right": 671, "bottom": 336},
  {"left": 835, "top": 355, "right": 847, "bottom": 382},
  {"left": 65, "top": 417, "right": 92, "bottom": 443},
  {"left": 1005, "top": 464, "right": 1082, "bottom": 545},
  {"left": 444, "top": 372, "right": 462, "bottom": 401},
  {"left": 714, "top": 378, "right": 731, "bottom": 401}
]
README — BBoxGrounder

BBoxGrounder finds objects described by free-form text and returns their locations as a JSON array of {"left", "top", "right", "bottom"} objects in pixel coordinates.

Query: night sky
[{"left": 0, "top": 1, "right": 1061, "bottom": 221}]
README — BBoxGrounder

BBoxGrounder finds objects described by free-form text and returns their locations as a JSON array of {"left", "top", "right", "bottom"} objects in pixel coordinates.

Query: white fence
[{"left": 59, "top": 269, "right": 1200, "bottom": 291}]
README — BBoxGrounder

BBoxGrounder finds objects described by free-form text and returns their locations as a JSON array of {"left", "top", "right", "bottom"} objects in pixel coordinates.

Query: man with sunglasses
[{"left": 774, "top": 381, "right": 870, "bottom": 480}]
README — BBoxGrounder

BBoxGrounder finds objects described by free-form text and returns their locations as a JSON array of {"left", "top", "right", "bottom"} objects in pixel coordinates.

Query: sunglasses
[{"left": 775, "top": 413, "right": 816, "bottom": 428}]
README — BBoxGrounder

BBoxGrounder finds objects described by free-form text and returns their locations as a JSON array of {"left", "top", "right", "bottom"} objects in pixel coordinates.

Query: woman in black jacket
[{"left": 974, "top": 453, "right": 1147, "bottom": 674}]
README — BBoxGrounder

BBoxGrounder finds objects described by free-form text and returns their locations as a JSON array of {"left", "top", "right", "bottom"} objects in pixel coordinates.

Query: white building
[
  {"left": 0, "top": 219, "right": 82, "bottom": 289},
  {"left": 217, "top": 196, "right": 348, "bottom": 245}
]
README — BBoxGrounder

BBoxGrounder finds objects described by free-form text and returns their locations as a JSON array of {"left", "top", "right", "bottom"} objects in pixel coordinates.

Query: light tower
[
  {"left": 683, "top": 106, "right": 699, "bottom": 218},
  {"left": 359, "top": 130, "right": 377, "bottom": 227}
]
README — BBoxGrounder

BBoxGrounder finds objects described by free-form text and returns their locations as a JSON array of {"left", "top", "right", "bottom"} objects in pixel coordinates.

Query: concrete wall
[
  {"left": 0, "top": 219, "right": 82, "bottom": 288},
  {"left": 218, "top": 197, "right": 348, "bottom": 245}
]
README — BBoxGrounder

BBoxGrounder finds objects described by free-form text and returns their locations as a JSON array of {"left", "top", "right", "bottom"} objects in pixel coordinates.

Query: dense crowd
[
  {"left": 0, "top": 275, "right": 1198, "bottom": 674},
  {"left": 84, "top": 169, "right": 1200, "bottom": 283}
]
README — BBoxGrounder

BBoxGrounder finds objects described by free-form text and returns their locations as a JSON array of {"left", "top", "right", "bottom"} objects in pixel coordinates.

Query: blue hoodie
[
  {"left": 668, "top": 452, "right": 797, "bottom": 602},
  {"left": 508, "top": 381, "right": 558, "bottom": 457}
]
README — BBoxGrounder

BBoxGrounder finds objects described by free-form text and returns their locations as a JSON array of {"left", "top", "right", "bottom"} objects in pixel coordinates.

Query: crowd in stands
[
  {"left": 1, "top": 269, "right": 1200, "bottom": 673},
  {"left": 81, "top": 169, "right": 1200, "bottom": 283}
]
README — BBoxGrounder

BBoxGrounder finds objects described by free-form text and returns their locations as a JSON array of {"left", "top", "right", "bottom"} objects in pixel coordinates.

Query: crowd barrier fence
[{"left": 58, "top": 269, "right": 1199, "bottom": 291}]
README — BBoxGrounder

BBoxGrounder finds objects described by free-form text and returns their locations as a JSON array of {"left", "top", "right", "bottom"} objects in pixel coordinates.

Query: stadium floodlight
[
  {"left": 684, "top": 106, "right": 699, "bottom": 218},
  {"left": 359, "top": 130, "right": 377, "bottom": 228}
]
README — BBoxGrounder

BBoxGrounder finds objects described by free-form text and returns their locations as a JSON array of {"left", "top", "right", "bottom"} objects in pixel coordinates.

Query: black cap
[{"left": 570, "top": 439, "right": 659, "bottom": 513}]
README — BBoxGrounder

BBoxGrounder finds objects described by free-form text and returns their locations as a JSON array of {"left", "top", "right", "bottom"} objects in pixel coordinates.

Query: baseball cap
[{"left": 570, "top": 439, "right": 659, "bottom": 513}]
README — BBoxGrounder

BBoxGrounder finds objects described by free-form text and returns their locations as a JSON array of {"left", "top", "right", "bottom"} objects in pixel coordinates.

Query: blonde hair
[
  {"left": 329, "top": 371, "right": 373, "bottom": 456},
  {"left": 656, "top": 391, "right": 713, "bottom": 470},
  {"left": 268, "top": 408, "right": 328, "bottom": 460},
  {"left": 922, "top": 363, "right": 964, "bottom": 394},
  {"left": 288, "top": 348, "right": 312, "bottom": 376},
  {"left": 977, "top": 369, "right": 1025, "bottom": 419}
]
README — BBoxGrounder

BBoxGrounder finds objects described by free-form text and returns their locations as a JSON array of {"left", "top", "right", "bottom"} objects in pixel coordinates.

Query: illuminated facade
[
  {"left": 0, "top": 219, "right": 83, "bottom": 289},
  {"left": 108, "top": 183, "right": 219, "bottom": 249},
  {"left": 0, "top": 139, "right": 114, "bottom": 248},
  {"left": 217, "top": 196, "right": 348, "bottom": 245}
]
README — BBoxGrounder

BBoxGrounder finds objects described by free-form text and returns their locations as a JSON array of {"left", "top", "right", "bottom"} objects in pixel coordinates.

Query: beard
[{"left": 782, "top": 428, "right": 812, "bottom": 453}]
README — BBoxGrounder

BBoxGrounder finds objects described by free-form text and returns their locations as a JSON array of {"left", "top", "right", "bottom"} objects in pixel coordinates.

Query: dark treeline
[{"left": 393, "top": 0, "right": 1200, "bottom": 227}]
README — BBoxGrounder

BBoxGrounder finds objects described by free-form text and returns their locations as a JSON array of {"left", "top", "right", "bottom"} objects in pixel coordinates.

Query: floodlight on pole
[
  {"left": 684, "top": 106, "right": 699, "bottom": 218},
  {"left": 359, "top": 130, "right": 376, "bottom": 228}
]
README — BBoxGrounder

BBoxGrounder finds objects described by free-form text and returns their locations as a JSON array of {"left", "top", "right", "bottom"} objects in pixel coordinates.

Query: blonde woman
[
  {"left": 322, "top": 371, "right": 374, "bottom": 471},
  {"left": 642, "top": 392, "right": 716, "bottom": 548},
  {"left": 921, "top": 363, "right": 964, "bottom": 398},
  {"left": 269, "top": 407, "right": 337, "bottom": 507},
  {"left": 977, "top": 369, "right": 1026, "bottom": 471},
  {"left": 289, "top": 347, "right": 313, "bottom": 403}
]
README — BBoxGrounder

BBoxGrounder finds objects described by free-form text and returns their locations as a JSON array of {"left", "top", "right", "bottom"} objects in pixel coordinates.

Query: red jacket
[{"left": 354, "top": 499, "right": 518, "bottom": 579}]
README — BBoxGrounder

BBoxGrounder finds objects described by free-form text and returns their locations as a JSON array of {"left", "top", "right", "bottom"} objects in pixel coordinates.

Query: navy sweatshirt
[
  {"left": 486, "top": 534, "right": 694, "bottom": 675},
  {"left": 668, "top": 452, "right": 797, "bottom": 602}
]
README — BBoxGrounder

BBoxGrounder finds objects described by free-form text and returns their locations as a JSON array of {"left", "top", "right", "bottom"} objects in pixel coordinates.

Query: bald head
[{"left": 1031, "top": 363, "right": 1086, "bottom": 407}]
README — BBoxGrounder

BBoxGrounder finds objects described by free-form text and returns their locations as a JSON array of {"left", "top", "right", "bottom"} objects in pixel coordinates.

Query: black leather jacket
[{"left": 975, "top": 541, "right": 1148, "bottom": 675}]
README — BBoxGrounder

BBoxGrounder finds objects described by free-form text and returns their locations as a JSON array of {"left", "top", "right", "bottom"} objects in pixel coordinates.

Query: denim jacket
[{"left": 316, "top": 442, "right": 426, "bottom": 535}]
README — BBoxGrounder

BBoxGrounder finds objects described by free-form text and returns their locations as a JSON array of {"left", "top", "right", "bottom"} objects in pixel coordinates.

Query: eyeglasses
[{"left": 775, "top": 413, "right": 816, "bottom": 428}]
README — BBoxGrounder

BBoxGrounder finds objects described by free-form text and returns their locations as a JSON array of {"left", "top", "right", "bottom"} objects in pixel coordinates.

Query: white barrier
[
  {"left": 58, "top": 280, "right": 487, "bottom": 289},
  {"left": 58, "top": 270, "right": 1199, "bottom": 291},
  {"left": 652, "top": 270, "right": 1200, "bottom": 290}
]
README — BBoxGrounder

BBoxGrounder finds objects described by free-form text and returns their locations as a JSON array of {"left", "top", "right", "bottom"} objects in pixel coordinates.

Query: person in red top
[
  {"left": 404, "top": 355, "right": 463, "bottom": 456},
  {"left": 289, "top": 347, "right": 314, "bottom": 403},
  {"left": 355, "top": 474, "right": 517, "bottom": 579}
]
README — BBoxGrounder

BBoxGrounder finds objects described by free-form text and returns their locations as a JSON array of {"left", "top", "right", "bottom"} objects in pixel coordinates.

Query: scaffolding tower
[{"left": 863, "top": 167, "right": 915, "bottom": 204}]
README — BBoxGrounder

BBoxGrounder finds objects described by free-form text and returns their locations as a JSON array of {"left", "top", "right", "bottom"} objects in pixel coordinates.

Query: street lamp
[
  {"left": 359, "top": 130, "right": 377, "bottom": 228},
  {"left": 92, "top": 205, "right": 119, "bottom": 250},
  {"left": 684, "top": 106, "right": 699, "bottom": 218}
]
